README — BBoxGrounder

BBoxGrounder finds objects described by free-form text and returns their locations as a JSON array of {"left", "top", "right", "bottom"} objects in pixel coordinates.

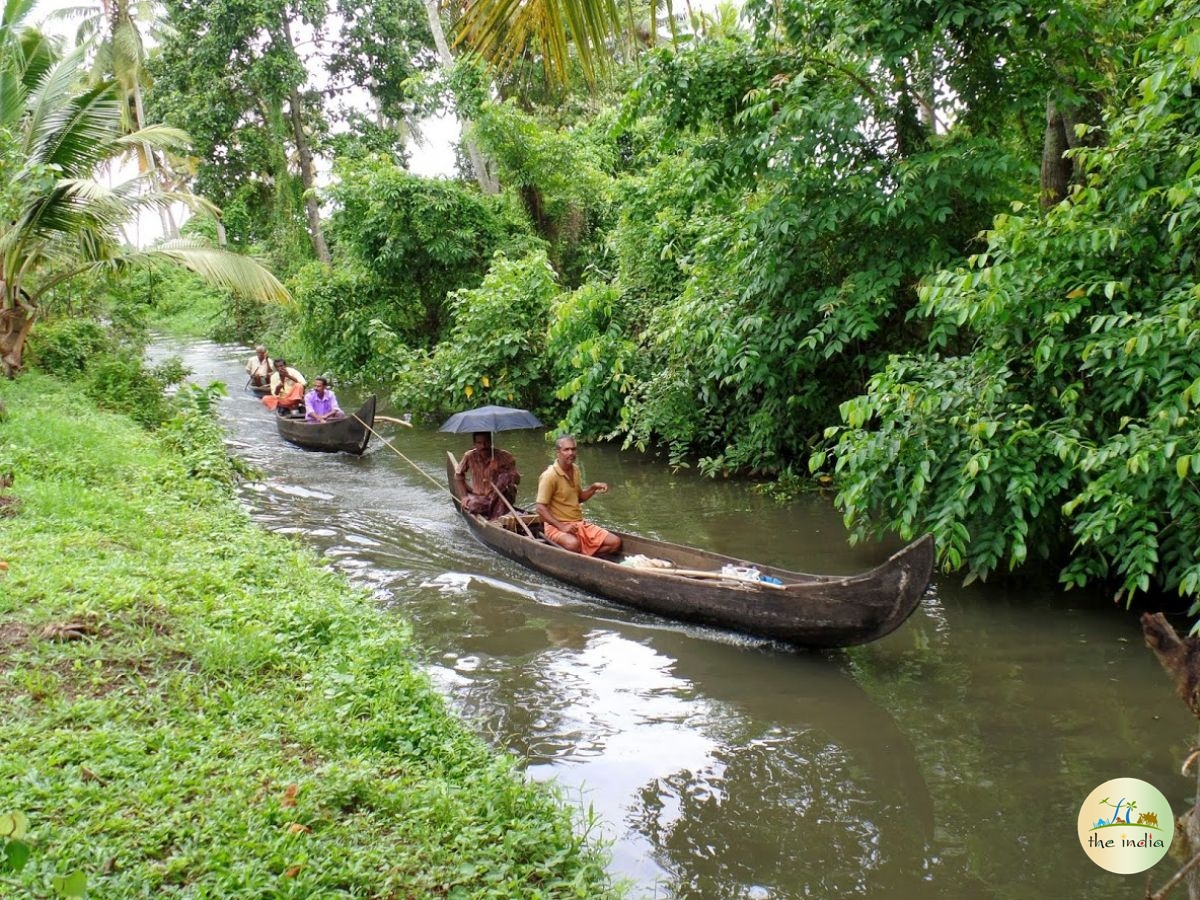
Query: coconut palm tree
[
  {"left": 0, "top": 8, "right": 288, "bottom": 378},
  {"left": 452, "top": 0, "right": 692, "bottom": 89},
  {"left": 452, "top": 0, "right": 624, "bottom": 87},
  {"left": 48, "top": 0, "right": 185, "bottom": 239}
]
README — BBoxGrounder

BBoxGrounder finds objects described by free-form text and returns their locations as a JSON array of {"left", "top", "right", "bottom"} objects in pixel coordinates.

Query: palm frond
[
  {"left": 111, "top": 20, "right": 145, "bottom": 77},
  {"left": 1, "top": 0, "right": 38, "bottom": 33},
  {"left": 110, "top": 124, "right": 192, "bottom": 155},
  {"left": 9, "top": 178, "right": 128, "bottom": 249},
  {"left": 0, "top": 67, "right": 25, "bottom": 128},
  {"left": 132, "top": 190, "right": 222, "bottom": 221},
  {"left": 37, "top": 81, "right": 123, "bottom": 175},
  {"left": 457, "top": 0, "right": 623, "bottom": 86},
  {"left": 143, "top": 240, "right": 292, "bottom": 303},
  {"left": 23, "top": 47, "right": 99, "bottom": 157}
]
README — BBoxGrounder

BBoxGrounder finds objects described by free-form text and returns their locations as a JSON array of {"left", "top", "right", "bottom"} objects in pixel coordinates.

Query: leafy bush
[
  {"left": 547, "top": 279, "right": 640, "bottom": 441},
  {"left": 429, "top": 251, "right": 559, "bottom": 413},
  {"left": 325, "top": 156, "right": 540, "bottom": 348},
  {"left": 83, "top": 353, "right": 189, "bottom": 430},
  {"left": 291, "top": 260, "right": 417, "bottom": 384},
  {"left": 382, "top": 344, "right": 440, "bottom": 421},
  {"left": 26, "top": 319, "right": 112, "bottom": 375},
  {"left": 158, "top": 382, "right": 255, "bottom": 487}
]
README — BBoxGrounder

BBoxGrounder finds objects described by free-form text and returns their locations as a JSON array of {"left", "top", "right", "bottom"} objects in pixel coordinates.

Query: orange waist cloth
[
  {"left": 544, "top": 521, "right": 612, "bottom": 557},
  {"left": 262, "top": 382, "right": 304, "bottom": 411}
]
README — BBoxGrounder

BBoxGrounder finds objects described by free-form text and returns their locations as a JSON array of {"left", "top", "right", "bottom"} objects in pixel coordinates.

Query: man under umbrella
[{"left": 454, "top": 432, "right": 521, "bottom": 519}]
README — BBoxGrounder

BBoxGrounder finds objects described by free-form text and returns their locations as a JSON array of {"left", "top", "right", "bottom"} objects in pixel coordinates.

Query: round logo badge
[{"left": 1078, "top": 777, "right": 1174, "bottom": 873}]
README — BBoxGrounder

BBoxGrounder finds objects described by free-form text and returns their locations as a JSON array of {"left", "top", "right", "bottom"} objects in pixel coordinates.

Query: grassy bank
[{"left": 0, "top": 375, "right": 616, "bottom": 898}]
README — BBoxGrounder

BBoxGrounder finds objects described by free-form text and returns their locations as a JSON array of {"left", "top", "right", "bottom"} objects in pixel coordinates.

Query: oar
[
  {"left": 375, "top": 415, "right": 412, "bottom": 427},
  {"left": 651, "top": 567, "right": 787, "bottom": 589}
]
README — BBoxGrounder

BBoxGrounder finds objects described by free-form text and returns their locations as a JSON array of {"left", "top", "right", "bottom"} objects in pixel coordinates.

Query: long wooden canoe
[
  {"left": 446, "top": 453, "right": 933, "bottom": 648},
  {"left": 275, "top": 395, "right": 377, "bottom": 455}
]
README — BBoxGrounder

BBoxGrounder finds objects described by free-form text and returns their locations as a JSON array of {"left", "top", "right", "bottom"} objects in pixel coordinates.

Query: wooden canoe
[
  {"left": 446, "top": 453, "right": 933, "bottom": 648},
  {"left": 248, "top": 382, "right": 271, "bottom": 397},
  {"left": 275, "top": 395, "right": 377, "bottom": 455}
]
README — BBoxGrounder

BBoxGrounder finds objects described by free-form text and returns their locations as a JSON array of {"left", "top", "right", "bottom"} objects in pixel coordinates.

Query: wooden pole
[
  {"left": 491, "top": 483, "right": 536, "bottom": 540},
  {"left": 351, "top": 414, "right": 449, "bottom": 495},
  {"left": 623, "top": 561, "right": 786, "bottom": 589},
  {"left": 662, "top": 568, "right": 787, "bottom": 589}
]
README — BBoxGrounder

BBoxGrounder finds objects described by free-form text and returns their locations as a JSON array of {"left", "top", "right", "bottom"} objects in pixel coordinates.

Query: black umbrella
[{"left": 439, "top": 404, "right": 543, "bottom": 434}]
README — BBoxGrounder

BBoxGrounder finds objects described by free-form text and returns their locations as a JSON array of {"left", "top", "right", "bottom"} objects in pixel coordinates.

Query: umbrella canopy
[{"left": 439, "top": 404, "right": 543, "bottom": 433}]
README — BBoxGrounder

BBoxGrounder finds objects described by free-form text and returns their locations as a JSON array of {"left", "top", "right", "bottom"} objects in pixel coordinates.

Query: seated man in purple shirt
[{"left": 304, "top": 376, "right": 345, "bottom": 423}]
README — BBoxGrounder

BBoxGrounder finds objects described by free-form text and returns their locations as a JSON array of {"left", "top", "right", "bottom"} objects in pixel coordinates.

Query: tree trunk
[
  {"left": 131, "top": 87, "right": 179, "bottom": 240},
  {"left": 108, "top": 0, "right": 179, "bottom": 241},
  {"left": 0, "top": 304, "right": 37, "bottom": 379},
  {"left": 424, "top": 0, "right": 500, "bottom": 194},
  {"left": 280, "top": 18, "right": 331, "bottom": 263},
  {"left": 287, "top": 85, "right": 331, "bottom": 263},
  {"left": 915, "top": 47, "right": 938, "bottom": 134},
  {"left": 1040, "top": 97, "right": 1072, "bottom": 208},
  {"left": 891, "top": 67, "right": 926, "bottom": 158}
]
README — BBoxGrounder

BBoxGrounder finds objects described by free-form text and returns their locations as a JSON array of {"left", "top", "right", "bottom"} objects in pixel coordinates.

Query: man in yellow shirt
[{"left": 535, "top": 435, "right": 621, "bottom": 557}]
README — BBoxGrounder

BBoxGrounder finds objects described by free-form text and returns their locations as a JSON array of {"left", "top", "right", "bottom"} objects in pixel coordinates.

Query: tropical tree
[
  {"left": 0, "top": 6, "right": 288, "bottom": 378},
  {"left": 326, "top": 0, "right": 437, "bottom": 165},
  {"left": 49, "top": 0, "right": 184, "bottom": 238},
  {"left": 151, "top": 0, "right": 331, "bottom": 263}
]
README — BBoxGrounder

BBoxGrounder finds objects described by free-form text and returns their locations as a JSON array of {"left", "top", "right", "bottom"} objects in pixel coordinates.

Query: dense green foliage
[
  {"left": 299, "top": 159, "right": 537, "bottom": 374},
  {"left": 113, "top": 0, "right": 1200, "bottom": 605},
  {"left": 25, "top": 317, "right": 190, "bottom": 427},
  {"left": 0, "top": 375, "right": 616, "bottom": 897},
  {"left": 471, "top": 101, "right": 616, "bottom": 284},
  {"left": 431, "top": 250, "right": 560, "bottom": 409},
  {"left": 827, "top": 0, "right": 1200, "bottom": 603}
]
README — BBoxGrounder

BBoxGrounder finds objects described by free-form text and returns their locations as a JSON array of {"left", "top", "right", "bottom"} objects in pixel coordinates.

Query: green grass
[{"left": 0, "top": 375, "right": 617, "bottom": 898}]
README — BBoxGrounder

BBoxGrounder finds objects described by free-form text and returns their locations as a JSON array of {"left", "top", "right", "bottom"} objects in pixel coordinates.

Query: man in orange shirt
[{"left": 455, "top": 432, "right": 520, "bottom": 519}]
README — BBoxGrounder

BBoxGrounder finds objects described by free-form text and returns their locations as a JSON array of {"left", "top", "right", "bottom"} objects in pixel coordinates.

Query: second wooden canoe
[{"left": 275, "top": 395, "right": 377, "bottom": 455}]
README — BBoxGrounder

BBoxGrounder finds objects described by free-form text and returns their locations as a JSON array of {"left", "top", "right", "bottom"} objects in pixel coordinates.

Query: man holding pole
[
  {"left": 455, "top": 432, "right": 520, "bottom": 519},
  {"left": 245, "top": 345, "right": 271, "bottom": 387}
]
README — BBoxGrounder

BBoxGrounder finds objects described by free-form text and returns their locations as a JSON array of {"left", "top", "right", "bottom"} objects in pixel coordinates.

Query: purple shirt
[{"left": 304, "top": 388, "right": 341, "bottom": 422}]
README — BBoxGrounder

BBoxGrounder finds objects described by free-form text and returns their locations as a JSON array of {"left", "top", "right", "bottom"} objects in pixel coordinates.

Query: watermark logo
[{"left": 1078, "top": 777, "right": 1174, "bottom": 874}]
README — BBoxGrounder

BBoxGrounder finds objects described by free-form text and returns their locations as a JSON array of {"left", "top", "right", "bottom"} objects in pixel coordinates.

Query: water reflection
[{"left": 155, "top": 339, "right": 1198, "bottom": 899}]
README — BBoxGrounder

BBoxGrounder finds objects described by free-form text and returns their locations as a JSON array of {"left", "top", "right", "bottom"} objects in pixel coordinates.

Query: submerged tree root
[{"left": 1143, "top": 612, "right": 1200, "bottom": 900}]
